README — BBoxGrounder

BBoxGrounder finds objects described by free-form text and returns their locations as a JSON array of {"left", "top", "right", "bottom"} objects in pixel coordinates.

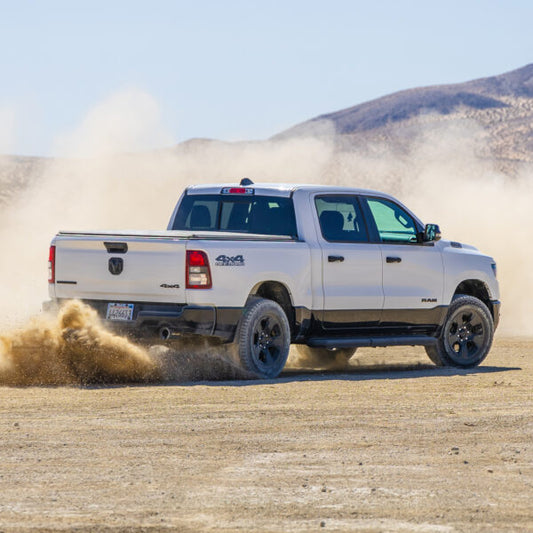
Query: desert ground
[{"left": 0, "top": 337, "right": 531, "bottom": 532}]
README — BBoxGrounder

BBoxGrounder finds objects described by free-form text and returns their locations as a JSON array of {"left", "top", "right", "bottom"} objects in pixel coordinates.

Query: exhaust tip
[{"left": 160, "top": 327, "right": 171, "bottom": 340}]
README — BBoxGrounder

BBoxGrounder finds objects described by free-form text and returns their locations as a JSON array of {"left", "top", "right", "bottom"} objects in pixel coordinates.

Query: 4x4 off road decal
[{"left": 215, "top": 254, "right": 245, "bottom": 266}]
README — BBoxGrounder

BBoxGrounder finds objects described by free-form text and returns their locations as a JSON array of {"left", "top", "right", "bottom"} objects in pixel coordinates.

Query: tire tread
[
  {"left": 425, "top": 295, "right": 494, "bottom": 368},
  {"left": 235, "top": 298, "right": 290, "bottom": 379}
]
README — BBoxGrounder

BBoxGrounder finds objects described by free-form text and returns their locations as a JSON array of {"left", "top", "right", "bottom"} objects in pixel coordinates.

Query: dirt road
[{"left": 0, "top": 338, "right": 531, "bottom": 532}]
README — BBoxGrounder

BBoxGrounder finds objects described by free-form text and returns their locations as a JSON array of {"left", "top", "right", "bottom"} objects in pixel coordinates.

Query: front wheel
[
  {"left": 234, "top": 298, "right": 290, "bottom": 379},
  {"left": 425, "top": 295, "right": 494, "bottom": 368}
]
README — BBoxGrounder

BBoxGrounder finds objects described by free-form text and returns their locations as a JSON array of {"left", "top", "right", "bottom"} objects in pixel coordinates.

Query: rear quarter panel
[{"left": 185, "top": 240, "right": 313, "bottom": 309}]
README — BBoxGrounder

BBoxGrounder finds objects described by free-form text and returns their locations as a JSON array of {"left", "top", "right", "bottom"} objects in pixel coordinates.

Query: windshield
[{"left": 171, "top": 194, "right": 298, "bottom": 237}]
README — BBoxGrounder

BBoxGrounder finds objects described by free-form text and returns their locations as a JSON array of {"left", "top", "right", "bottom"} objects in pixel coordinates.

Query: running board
[{"left": 307, "top": 336, "right": 437, "bottom": 349}]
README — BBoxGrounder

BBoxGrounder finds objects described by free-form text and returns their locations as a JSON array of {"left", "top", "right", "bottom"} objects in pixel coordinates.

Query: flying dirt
[
  {"left": 0, "top": 300, "right": 159, "bottom": 386},
  {"left": 0, "top": 300, "right": 250, "bottom": 386},
  {"left": 0, "top": 298, "right": 360, "bottom": 387}
]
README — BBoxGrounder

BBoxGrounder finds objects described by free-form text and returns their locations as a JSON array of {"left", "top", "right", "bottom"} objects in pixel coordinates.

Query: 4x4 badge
[{"left": 215, "top": 254, "right": 245, "bottom": 266}]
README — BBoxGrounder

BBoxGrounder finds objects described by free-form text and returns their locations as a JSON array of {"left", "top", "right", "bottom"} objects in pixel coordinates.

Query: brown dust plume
[
  {"left": 0, "top": 300, "right": 251, "bottom": 386},
  {"left": 0, "top": 300, "right": 160, "bottom": 386}
]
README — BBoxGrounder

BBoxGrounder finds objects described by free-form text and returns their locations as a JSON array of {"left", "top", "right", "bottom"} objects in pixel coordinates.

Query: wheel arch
[
  {"left": 248, "top": 281, "right": 295, "bottom": 335},
  {"left": 453, "top": 279, "right": 495, "bottom": 319}
]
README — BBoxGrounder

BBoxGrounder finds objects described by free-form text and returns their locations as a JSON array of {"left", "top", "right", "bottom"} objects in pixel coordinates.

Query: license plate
[{"left": 106, "top": 303, "right": 134, "bottom": 321}]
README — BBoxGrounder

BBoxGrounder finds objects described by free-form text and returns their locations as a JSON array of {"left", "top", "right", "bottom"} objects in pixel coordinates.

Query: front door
[{"left": 361, "top": 196, "right": 444, "bottom": 327}]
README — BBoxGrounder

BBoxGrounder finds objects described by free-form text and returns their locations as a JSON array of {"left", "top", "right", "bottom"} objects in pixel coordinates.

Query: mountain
[
  {"left": 275, "top": 64, "right": 533, "bottom": 173},
  {"left": 1, "top": 64, "right": 532, "bottom": 200}
]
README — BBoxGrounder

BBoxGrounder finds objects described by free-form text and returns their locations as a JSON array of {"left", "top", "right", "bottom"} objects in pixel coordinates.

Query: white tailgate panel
[{"left": 54, "top": 236, "right": 186, "bottom": 303}]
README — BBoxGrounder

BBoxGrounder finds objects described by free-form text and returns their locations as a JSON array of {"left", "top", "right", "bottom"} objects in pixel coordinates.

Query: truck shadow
[
  {"left": 281, "top": 363, "right": 520, "bottom": 383},
  {"left": 164, "top": 362, "right": 521, "bottom": 388},
  {"left": 78, "top": 362, "right": 521, "bottom": 389}
]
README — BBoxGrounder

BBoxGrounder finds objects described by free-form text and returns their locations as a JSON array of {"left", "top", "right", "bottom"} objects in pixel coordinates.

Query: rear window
[
  {"left": 171, "top": 194, "right": 298, "bottom": 237},
  {"left": 315, "top": 195, "right": 369, "bottom": 242}
]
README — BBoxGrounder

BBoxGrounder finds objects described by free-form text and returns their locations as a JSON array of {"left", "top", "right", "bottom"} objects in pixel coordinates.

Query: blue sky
[{"left": 1, "top": 0, "right": 532, "bottom": 156}]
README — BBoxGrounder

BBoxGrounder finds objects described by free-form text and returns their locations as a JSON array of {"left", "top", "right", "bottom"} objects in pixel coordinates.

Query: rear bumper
[{"left": 45, "top": 299, "right": 243, "bottom": 342}]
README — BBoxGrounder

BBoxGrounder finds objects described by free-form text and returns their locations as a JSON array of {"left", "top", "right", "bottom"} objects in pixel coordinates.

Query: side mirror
[{"left": 424, "top": 223, "right": 441, "bottom": 242}]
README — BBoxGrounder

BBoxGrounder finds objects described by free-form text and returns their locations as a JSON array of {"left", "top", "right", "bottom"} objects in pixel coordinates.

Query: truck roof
[{"left": 185, "top": 182, "right": 393, "bottom": 199}]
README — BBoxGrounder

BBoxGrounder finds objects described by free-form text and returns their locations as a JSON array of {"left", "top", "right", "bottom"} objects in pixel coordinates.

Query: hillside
[
  {"left": 275, "top": 64, "right": 533, "bottom": 174},
  {"left": 1, "top": 64, "right": 532, "bottom": 199}
]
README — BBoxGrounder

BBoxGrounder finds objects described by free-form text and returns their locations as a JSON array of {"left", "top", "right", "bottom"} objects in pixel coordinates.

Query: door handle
[
  {"left": 328, "top": 255, "right": 345, "bottom": 262},
  {"left": 104, "top": 241, "right": 128, "bottom": 254},
  {"left": 386, "top": 256, "right": 402, "bottom": 263}
]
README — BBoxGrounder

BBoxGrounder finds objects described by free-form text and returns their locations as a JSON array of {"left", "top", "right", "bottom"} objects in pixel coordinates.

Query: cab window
[
  {"left": 365, "top": 197, "right": 418, "bottom": 243},
  {"left": 315, "top": 196, "right": 369, "bottom": 242},
  {"left": 172, "top": 194, "right": 297, "bottom": 237}
]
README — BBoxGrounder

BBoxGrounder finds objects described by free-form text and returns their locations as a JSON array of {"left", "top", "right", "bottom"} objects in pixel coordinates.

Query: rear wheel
[
  {"left": 296, "top": 345, "right": 356, "bottom": 368},
  {"left": 234, "top": 298, "right": 290, "bottom": 379},
  {"left": 425, "top": 295, "right": 494, "bottom": 368}
]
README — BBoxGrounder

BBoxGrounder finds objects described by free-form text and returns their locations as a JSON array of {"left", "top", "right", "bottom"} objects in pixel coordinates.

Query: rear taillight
[
  {"left": 48, "top": 245, "right": 56, "bottom": 283},
  {"left": 186, "top": 250, "right": 212, "bottom": 289}
]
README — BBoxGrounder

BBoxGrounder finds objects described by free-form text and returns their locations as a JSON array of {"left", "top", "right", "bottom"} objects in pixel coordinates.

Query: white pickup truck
[{"left": 47, "top": 179, "right": 500, "bottom": 378}]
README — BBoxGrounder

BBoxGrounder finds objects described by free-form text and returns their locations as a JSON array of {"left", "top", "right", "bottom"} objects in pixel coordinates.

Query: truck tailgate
[{"left": 53, "top": 234, "right": 187, "bottom": 303}]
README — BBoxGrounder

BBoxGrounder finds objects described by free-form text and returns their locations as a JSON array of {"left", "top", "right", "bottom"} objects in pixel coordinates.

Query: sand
[{"left": 0, "top": 337, "right": 531, "bottom": 532}]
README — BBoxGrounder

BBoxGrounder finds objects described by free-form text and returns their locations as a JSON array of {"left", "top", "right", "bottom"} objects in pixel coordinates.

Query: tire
[
  {"left": 296, "top": 345, "right": 356, "bottom": 368},
  {"left": 234, "top": 298, "right": 290, "bottom": 379},
  {"left": 425, "top": 295, "right": 494, "bottom": 368}
]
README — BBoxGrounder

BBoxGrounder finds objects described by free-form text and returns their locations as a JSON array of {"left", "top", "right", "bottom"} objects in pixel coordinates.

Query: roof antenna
[{"left": 240, "top": 178, "right": 254, "bottom": 186}]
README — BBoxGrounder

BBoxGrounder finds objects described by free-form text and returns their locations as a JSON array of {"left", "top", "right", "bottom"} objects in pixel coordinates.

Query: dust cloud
[
  {"left": 0, "top": 300, "right": 159, "bottom": 385},
  {"left": 287, "top": 345, "right": 354, "bottom": 371},
  {"left": 0, "top": 299, "right": 249, "bottom": 386},
  {"left": 0, "top": 90, "right": 333, "bottom": 327},
  {"left": 0, "top": 88, "right": 531, "bottom": 386}
]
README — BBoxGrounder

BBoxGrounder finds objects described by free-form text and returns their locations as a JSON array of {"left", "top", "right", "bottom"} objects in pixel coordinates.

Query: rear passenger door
[{"left": 315, "top": 195, "right": 383, "bottom": 330}]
